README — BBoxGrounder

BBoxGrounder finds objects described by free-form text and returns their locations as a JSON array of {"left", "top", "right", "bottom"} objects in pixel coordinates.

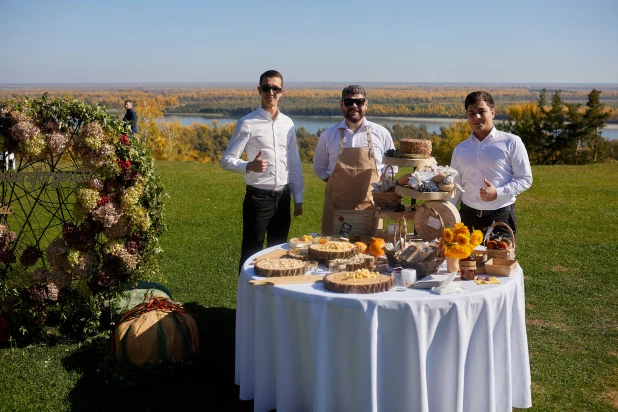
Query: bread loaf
[{"left": 400, "top": 139, "right": 432, "bottom": 156}]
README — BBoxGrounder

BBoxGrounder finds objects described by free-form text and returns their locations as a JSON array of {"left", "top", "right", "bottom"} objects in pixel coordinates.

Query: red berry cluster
[
  {"left": 119, "top": 134, "right": 130, "bottom": 145},
  {"left": 97, "top": 195, "right": 110, "bottom": 207},
  {"left": 116, "top": 158, "right": 131, "bottom": 170}
]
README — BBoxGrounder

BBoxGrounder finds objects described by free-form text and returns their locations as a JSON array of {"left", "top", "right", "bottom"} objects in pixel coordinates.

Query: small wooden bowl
[
  {"left": 438, "top": 183, "right": 454, "bottom": 192},
  {"left": 432, "top": 175, "right": 445, "bottom": 183}
]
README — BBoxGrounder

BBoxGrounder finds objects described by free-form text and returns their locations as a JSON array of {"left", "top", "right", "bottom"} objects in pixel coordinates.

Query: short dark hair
[
  {"left": 341, "top": 85, "right": 366, "bottom": 100},
  {"left": 259, "top": 70, "right": 283, "bottom": 86},
  {"left": 465, "top": 91, "right": 494, "bottom": 110},
  {"left": 124, "top": 99, "right": 133, "bottom": 105}
]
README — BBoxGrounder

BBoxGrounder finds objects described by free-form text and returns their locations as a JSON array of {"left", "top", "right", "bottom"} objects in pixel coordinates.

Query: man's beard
[{"left": 343, "top": 109, "right": 363, "bottom": 122}]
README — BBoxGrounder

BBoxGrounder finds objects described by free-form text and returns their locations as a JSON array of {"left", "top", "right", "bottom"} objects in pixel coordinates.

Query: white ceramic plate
[{"left": 289, "top": 238, "right": 312, "bottom": 248}]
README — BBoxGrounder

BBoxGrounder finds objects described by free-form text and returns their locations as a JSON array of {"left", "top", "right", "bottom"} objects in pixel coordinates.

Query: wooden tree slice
[
  {"left": 287, "top": 248, "right": 309, "bottom": 261},
  {"left": 325, "top": 253, "right": 367, "bottom": 271},
  {"left": 308, "top": 242, "right": 357, "bottom": 261},
  {"left": 414, "top": 201, "right": 461, "bottom": 241},
  {"left": 254, "top": 258, "right": 307, "bottom": 277},
  {"left": 323, "top": 271, "right": 394, "bottom": 294}
]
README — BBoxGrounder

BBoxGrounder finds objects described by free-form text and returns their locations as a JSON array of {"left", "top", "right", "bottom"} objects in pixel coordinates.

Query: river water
[{"left": 162, "top": 113, "right": 618, "bottom": 140}]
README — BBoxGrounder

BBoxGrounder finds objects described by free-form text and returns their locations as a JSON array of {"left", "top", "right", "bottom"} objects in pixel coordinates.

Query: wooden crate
[{"left": 333, "top": 209, "right": 378, "bottom": 237}]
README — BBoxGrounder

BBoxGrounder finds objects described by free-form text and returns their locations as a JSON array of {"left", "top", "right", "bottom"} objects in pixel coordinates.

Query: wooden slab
[
  {"left": 250, "top": 275, "right": 323, "bottom": 286},
  {"left": 413, "top": 201, "right": 461, "bottom": 241},
  {"left": 395, "top": 185, "right": 454, "bottom": 200},
  {"left": 382, "top": 157, "right": 436, "bottom": 168},
  {"left": 308, "top": 242, "right": 357, "bottom": 260},
  {"left": 254, "top": 258, "right": 307, "bottom": 277},
  {"left": 323, "top": 271, "right": 394, "bottom": 294}
]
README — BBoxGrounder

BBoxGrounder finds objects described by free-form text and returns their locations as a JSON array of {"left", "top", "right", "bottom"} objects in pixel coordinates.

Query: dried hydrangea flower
[
  {"left": 47, "top": 283, "right": 59, "bottom": 301},
  {"left": 67, "top": 249, "right": 99, "bottom": 279},
  {"left": 46, "top": 237, "right": 69, "bottom": 271},
  {"left": 127, "top": 206, "right": 151, "bottom": 231},
  {"left": 75, "top": 188, "right": 101, "bottom": 215},
  {"left": 104, "top": 218, "right": 131, "bottom": 239},
  {"left": 30, "top": 267, "right": 50, "bottom": 283},
  {"left": 44, "top": 132, "right": 68, "bottom": 154},
  {"left": 10, "top": 121, "right": 41, "bottom": 142},
  {"left": 89, "top": 178, "right": 104, "bottom": 191},
  {"left": 28, "top": 286, "right": 48, "bottom": 303},
  {"left": 20, "top": 245, "right": 42, "bottom": 267},
  {"left": 47, "top": 270, "right": 71, "bottom": 289},
  {"left": 92, "top": 201, "right": 123, "bottom": 228}
]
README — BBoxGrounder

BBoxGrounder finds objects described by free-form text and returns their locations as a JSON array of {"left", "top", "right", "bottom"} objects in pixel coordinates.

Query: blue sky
[{"left": 1, "top": 0, "right": 617, "bottom": 84}]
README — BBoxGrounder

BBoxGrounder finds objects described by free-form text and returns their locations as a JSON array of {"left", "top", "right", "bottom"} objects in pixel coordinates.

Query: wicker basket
[
  {"left": 384, "top": 213, "right": 445, "bottom": 276},
  {"left": 485, "top": 221, "right": 516, "bottom": 260},
  {"left": 372, "top": 165, "right": 402, "bottom": 209}
]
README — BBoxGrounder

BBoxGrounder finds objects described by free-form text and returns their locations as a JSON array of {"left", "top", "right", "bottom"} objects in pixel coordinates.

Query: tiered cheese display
[
  {"left": 399, "top": 139, "right": 433, "bottom": 157},
  {"left": 323, "top": 269, "right": 394, "bottom": 294},
  {"left": 308, "top": 241, "right": 358, "bottom": 260},
  {"left": 254, "top": 258, "right": 307, "bottom": 277}
]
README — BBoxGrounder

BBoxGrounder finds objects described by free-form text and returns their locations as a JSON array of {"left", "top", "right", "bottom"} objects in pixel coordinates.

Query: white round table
[{"left": 235, "top": 245, "right": 532, "bottom": 412}]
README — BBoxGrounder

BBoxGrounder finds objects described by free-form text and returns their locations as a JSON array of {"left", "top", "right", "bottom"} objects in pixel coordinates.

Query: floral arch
[{"left": 0, "top": 95, "right": 166, "bottom": 340}]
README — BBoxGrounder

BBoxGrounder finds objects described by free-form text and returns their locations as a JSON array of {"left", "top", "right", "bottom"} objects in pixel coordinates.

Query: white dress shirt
[
  {"left": 450, "top": 127, "right": 532, "bottom": 210},
  {"left": 312, "top": 118, "right": 396, "bottom": 180},
  {"left": 220, "top": 106, "right": 304, "bottom": 203}
]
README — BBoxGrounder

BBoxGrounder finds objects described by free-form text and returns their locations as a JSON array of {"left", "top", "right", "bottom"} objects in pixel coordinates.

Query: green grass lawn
[{"left": 1, "top": 161, "right": 617, "bottom": 411}]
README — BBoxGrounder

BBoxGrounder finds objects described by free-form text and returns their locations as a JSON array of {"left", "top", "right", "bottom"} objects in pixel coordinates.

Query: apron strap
[
  {"left": 365, "top": 124, "right": 375, "bottom": 159},
  {"left": 339, "top": 124, "right": 375, "bottom": 159}
]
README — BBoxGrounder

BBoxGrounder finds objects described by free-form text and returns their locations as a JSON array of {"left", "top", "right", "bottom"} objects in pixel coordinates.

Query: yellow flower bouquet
[{"left": 440, "top": 222, "right": 484, "bottom": 259}]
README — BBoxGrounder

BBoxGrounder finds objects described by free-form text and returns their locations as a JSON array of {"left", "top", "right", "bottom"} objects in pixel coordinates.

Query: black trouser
[
  {"left": 239, "top": 185, "right": 291, "bottom": 275},
  {"left": 459, "top": 203, "right": 517, "bottom": 239}
]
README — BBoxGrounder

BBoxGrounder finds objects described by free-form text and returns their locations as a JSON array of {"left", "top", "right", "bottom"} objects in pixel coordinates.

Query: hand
[
  {"left": 294, "top": 203, "right": 303, "bottom": 217},
  {"left": 480, "top": 178, "right": 497, "bottom": 202},
  {"left": 246, "top": 150, "right": 268, "bottom": 173}
]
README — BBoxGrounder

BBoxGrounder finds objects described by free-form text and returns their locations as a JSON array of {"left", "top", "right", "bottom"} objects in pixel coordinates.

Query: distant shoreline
[{"left": 162, "top": 113, "right": 463, "bottom": 123}]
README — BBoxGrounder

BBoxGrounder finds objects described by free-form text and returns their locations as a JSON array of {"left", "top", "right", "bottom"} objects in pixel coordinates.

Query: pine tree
[
  {"left": 583, "top": 89, "right": 610, "bottom": 162},
  {"left": 564, "top": 103, "right": 586, "bottom": 164},
  {"left": 540, "top": 89, "right": 567, "bottom": 164}
]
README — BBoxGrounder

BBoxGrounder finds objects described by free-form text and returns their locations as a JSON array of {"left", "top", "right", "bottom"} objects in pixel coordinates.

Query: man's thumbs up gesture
[
  {"left": 246, "top": 149, "right": 268, "bottom": 173},
  {"left": 479, "top": 178, "right": 497, "bottom": 202}
]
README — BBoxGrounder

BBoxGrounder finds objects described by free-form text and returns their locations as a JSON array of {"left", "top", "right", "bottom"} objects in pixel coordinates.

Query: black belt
[
  {"left": 246, "top": 184, "right": 289, "bottom": 197},
  {"left": 460, "top": 203, "right": 513, "bottom": 218}
]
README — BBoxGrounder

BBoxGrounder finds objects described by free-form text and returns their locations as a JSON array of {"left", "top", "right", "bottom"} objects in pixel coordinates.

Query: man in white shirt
[
  {"left": 450, "top": 91, "right": 533, "bottom": 237},
  {"left": 313, "top": 85, "right": 396, "bottom": 235},
  {"left": 221, "top": 70, "right": 304, "bottom": 274}
]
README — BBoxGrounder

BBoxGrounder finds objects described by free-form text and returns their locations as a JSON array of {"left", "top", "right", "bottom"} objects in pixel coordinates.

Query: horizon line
[{"left": 1, "top": 81, "right": 618, "bottom": 88}]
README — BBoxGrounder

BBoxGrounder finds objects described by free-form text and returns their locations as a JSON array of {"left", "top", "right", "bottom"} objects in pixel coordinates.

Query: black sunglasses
[
  {"left": 342, "top": 98, "right": 366, "bottom": 107},
  {"left": 260, "top": 85, "right": 283, "bottom": 94}
]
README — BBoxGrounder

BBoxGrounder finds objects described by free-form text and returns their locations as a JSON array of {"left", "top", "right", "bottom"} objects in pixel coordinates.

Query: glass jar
[{"left": 459, "top": 255, "right": 477, "bottom": 281}]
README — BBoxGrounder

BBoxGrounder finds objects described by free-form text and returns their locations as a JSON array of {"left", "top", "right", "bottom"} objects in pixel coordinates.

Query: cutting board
[
  {"left": 251, "top": 249, "right": 289, "bottom": 264},
  {"left": 249, "top": 275, "right": 323, "bottom": 286}
]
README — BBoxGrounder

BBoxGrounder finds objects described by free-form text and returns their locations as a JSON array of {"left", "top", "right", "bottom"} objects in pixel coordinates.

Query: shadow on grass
[{"left": 62, "top": 304, "right": 254, "bottom": 411}]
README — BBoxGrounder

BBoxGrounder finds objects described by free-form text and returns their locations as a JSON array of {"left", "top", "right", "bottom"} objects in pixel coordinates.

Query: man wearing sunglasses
[
  {"left": 221, "top": 70, "right": 305, "bottom": 274},
  {"left": 313, "top": 85, "right": 396, "bottom": 235}
]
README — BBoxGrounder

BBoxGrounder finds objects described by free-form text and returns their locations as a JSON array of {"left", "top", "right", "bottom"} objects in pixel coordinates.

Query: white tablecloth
[{"left": 235, "top": 245, "right": 532, "bottom": 412}]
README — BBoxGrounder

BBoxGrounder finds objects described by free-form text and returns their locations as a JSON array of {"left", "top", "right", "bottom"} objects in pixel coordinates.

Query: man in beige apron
[{"left": 313, "top": 85, "right": 397, "bottom": 235}]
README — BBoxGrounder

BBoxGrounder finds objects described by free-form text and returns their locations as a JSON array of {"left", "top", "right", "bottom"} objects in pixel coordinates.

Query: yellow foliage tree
[{"left": 431, "top": 121, "right": 471, "bottom": 164}]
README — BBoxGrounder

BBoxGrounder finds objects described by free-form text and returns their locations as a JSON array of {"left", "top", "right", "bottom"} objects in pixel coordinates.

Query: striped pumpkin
[{"left": 114, "top": 297, "right": 199, "bottom": 366}]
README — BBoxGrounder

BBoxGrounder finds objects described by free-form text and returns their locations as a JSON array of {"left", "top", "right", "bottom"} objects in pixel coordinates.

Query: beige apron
[{"left": 321, "top": 125, "right": 380, "bottom": 235}]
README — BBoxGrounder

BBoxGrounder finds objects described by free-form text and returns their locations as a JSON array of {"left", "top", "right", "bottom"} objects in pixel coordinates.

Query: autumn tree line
[{"left": 1, "top": 86, "right": 616, "bottom": 165}]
